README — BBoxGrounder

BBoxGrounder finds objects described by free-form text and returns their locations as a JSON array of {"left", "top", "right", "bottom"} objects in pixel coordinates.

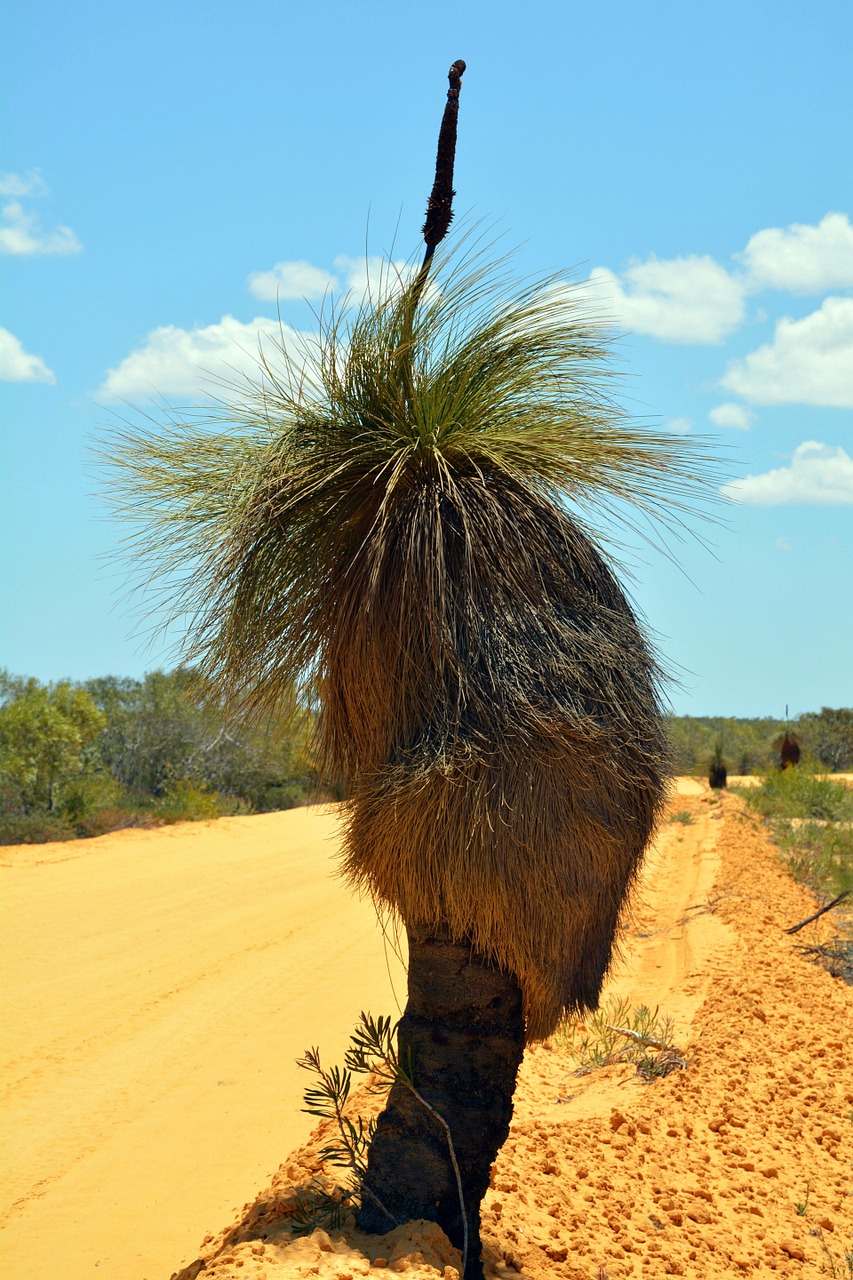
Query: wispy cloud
[
  {"left": 709, "top": 402, "right": 754, "bottom": 430},
  {"left": 722, "top": 441, "right": 853, "bottom": 506},
  {"left": 332, "top": 254, "right": 417, "bottom": 299},
  {"left": 721, "top": 296, "right": 853, "bottom": 408},
  {"left": 247, "top": 259, "right": 338, "bottom": 302},
  {"left": 0, "top": 169, "right": 48, "bottom": 198},
  {"left": 741, "top": 212, "right": 853, "bottom": 293},
  {"left": 0, "top": 326, "right": 56, "bottom": 383},
  {"left": 588, "top": 256, "right": 745, "bottom": 344},
  {"left": 95, "top": 314, "right": 316, "bottom": 402},
  {"left": 0, "top": 199, "right": 82, "bottom": 256},
  {"left": 247, "top": 253, "right": 417, "bottom": 305}
]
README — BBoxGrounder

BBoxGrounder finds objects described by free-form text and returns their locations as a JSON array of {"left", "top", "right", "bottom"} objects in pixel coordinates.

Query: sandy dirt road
[
  {"left": 0, "top": 807, "right": 406, "bottom": 1280},
  {"left": 3, "top": 786, "right": 851, "bottom": 1280}
]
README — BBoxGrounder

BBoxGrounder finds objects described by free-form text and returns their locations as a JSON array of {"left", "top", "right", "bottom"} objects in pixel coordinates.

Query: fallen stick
[
  {"left": 785, "top": 889, "right": 851, "bottom": 935},
  {"left": 605, "top": 1024, "right": 670, "bottom": 1052}
]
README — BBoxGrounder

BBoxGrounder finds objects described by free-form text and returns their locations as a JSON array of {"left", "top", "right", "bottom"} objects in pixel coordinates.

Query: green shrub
[
  {"left": 737, "top": 767, "right": 853, "bottom": 903},
  {"left": 155, "top": 779, "right": 225, "bottom": 821},
  {"left": 59, "top": 771, "right": 123, "bottom": 825},
  {"left": 254, "top": 780, "right": 312, "bottom": 811},
  {"left": 773, "top": 822, "right": 853, "bottom": 899},
  {"left": 0, "top": 809, "right": 77, "bottom": 845},
  {"left": 740, "top": 768, "right": 853, "bottom": 823},
  {"left": 74, "top": 806, "right": 161, "bottom": 838},
  {"left": 555, "top": 995, "right": 687, "bottom": 1080},
  {"left": 151, "top": 778, "right": 251, "bottom": 823}
]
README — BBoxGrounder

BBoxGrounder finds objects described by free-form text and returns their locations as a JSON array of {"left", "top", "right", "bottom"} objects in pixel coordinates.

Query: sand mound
[{"left": 169, "top": 791, "right": 853, "bottom": 1279}]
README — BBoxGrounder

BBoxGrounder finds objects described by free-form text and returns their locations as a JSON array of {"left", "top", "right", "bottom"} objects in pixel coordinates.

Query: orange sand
[
  {"left": 2, "top": 787, "right": 851, "bottom": 1279},
  {"left": 0, "top": 807, "right": 406, "bottom": 1279}
]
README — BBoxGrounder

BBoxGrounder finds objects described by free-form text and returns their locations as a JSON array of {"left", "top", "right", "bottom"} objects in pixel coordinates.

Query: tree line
[
  {"left": 665, "top": 709, "right": 853, "bottom": 777},
  {"left": 1, "top": 667, "right": 849, "bottom": 845},
  {"left": 0, "top": 667, "right": 322, "bottom": 845}
]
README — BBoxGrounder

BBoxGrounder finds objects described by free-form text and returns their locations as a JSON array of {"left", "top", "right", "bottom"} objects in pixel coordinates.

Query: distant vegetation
[
  {"left": 735, "top": 766, "right": 853, "bottom": 902},
  {"left": 0, "top": 667, "right": 323, "bottom": 845},
  {"left": 1, "top": 669, "right": 850, "bottom": 846},
  {"left": 665, "top": 708, "right": 852, "bottom": 777},
  {"left": 733, "top": 764, "right": 852, "bottom": 985}
]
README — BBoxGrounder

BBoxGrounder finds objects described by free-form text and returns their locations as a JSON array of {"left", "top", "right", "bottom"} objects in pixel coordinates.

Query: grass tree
[
  {"left": 709, "top": 741, "right": 728, "bottom": 789},
  {"left": 104, "top": 63, "right": 714, "bottom": 1279},
  {"left": 780, "top": 731, "right": 802, "bottom": 769}
]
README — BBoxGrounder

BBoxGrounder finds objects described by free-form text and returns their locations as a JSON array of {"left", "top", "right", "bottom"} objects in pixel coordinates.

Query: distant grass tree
[
  {"left": 709, "top": 741, "right": 727, "bottom": 789},
  {"left": 101, "top": 63, "right": 715, "bottom": 1278}
]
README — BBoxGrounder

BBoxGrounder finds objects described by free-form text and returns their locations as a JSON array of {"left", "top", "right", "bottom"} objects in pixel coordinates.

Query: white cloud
[
  {"left": 333, "top": 254, "right": 417, "bottom": 300},
  {"left": 721, "top": 296, "right": 853, "bottom": 407},
  {"left": 741, "top": 213, "right": 853, "bottom": 293},
  {"left": 721, "top": 442, "right": 853, "bottom": 506},
  {"left": 247, "top": 253, "right": 416, "bottom": 305},
  {"left": 0, "top": 200, "right": 82, "bottom": 255},
  {"left": 666, "top": 417, "right": 692, "bottom": 434},
  {"left": 588, "top": 255, "right": 745, "bottom": 344},
  {"left": 0, "top": 169, "right": 48, "bottom": 197},
  {"left": 0, "top": 326, "right": 56, "bottom": 383},
  {"left": 247, "top": 259, "right": 338, "bottom": 302},
  {"left": 95, "top": 314, "right": 316, "bottom": 402},
  {"left": 774, "top": 537, "right": 792, "bottom": 552},
  {"left": 100, "top": 253, "right": 428, "bottom": 404},
  {"left": 709, "top": 402, "right": 754, "bottom": 430}
]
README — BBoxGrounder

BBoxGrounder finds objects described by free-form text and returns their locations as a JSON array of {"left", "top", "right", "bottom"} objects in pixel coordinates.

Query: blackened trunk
[
  {"left": 357, "top": 929, "right": 525, "bottom": 1280},
  {"left": 780, "top": 734, "right": 801, "bottom": 769}
]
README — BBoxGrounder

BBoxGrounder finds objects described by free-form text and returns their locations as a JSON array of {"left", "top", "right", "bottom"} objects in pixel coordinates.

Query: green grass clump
[
  {"left": 735, "top": 768, "right": 853, "bottom": 901},
  {"left": 667, "top": 810, "right": 694, "bottom": 825},
  {"left": 739, "top": 768, "right": 853, "bottom": 823},
  {"left": 774, "top": 823, "right": 853, "bottom": 899},
  {"left": 556, "top": 995, "right": 687, "bottom": 1080}
]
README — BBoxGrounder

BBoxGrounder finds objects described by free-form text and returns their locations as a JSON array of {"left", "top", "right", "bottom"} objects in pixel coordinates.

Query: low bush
[
  {"left": 737, "top": 767, "right": 853, "bottom": 968},
  {"left": 772, "top": 822, "right": 853, "bottom": 900},
  {"left": 74, "top": 806, "right": 162, "bottom": 838},
  {"left": 555, "top": 995, "right": 687, "bottom": 1080},
  {"left": 155, "top": 779, "right": 250, "bottom": 823},
  {"left": 0, "top": 810, "right": 77, "bottom": 845},
  {"left": 739, "top": 767, "right": 853, "bottom": 824}
]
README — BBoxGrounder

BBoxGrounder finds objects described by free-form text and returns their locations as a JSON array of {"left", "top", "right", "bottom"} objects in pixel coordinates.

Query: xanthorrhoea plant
[{"left": 102, "top": 62, "right": 716, "bottom": 1278}]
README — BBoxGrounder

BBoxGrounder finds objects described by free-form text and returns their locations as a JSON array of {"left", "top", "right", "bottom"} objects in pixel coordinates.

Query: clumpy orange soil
[{"left": 172, "top": 790, "right": 853, "bottom": 1280}]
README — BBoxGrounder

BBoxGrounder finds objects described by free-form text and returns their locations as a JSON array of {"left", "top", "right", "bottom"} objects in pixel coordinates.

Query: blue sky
[{"left": 2, "top": 0, "right": 851, "bottom": 717}]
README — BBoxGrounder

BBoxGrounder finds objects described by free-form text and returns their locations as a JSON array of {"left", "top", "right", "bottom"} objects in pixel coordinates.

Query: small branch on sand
[
  {"left": 605, "top": 1024, "right": 670, "bottom": 1052},
  {"left": 785, "top": 889, "right": 851, "bottom": 935}
]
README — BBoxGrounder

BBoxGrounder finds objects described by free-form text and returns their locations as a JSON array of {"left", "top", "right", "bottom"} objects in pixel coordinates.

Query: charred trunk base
[
  {"left": 357, "top": 929, "right": 525, "bottom": 1280},
  {"left": 709, "top": 763, "right": 727, "bottom": 789}
]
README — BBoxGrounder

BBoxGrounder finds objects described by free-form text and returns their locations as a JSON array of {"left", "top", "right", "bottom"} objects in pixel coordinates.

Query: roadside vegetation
[
  {"left": 0, "top": 667, "right": 321, "bottom": 845},
  {"left": 2, "top": 674, "right": 850, "bottom": 848},
  {"left": 734, "top": 765, "right": 853, "bottom": 985},
  {"left": 556, "top": 994, "right": 688, "bottom": 1081},
  {"left": 734, "top": 765, "right": 853, "bottom": 901},
  {"left": 665, "top": 708, "right": 852, "bottom": 777}
]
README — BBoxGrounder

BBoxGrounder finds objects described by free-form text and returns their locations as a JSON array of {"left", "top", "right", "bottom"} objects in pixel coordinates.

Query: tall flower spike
[{"left": 421, "top": 59, "right": 466, "bottom": 263}]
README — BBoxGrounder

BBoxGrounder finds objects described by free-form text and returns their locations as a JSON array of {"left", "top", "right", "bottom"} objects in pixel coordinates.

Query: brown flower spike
[{"left": 421, "top": 59, "right": 466, "bottom": 261}]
